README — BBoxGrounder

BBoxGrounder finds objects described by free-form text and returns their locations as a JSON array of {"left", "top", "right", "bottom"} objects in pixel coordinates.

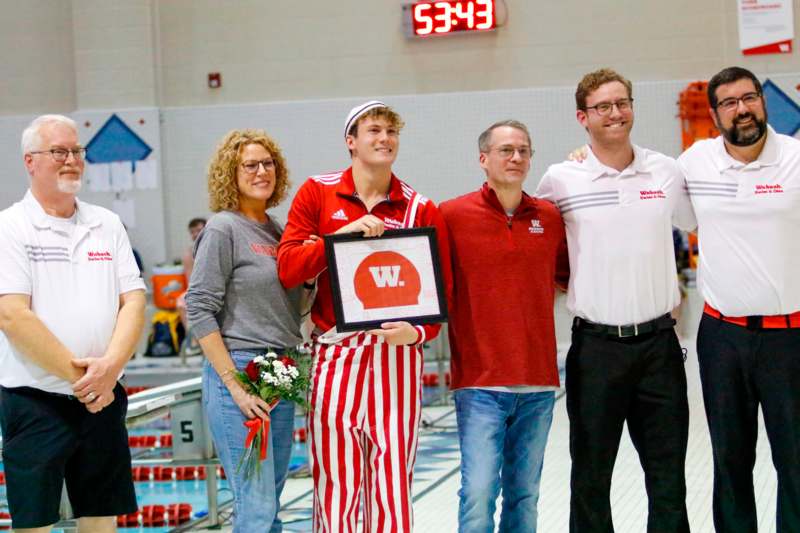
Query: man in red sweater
[
  {"left": 440, "top": 120, "right": 568, "bottom": 532},
  {"left": 277, "top": 101, "right": 451, "bottom": 533}
]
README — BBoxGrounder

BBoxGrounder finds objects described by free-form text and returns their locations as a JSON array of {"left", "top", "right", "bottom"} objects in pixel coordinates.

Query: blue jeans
[
  {"left": 455, "top": 388, "right": 555, "bottom": 533},
  {"left": 202, "top": 351, "right": 295, "bottom": 533}
]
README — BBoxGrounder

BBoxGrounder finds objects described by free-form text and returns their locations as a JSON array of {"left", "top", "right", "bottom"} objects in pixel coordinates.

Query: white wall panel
[
  {"left": 0, "top": 115, "right": 38, "bottom": 205},
  {"left": 160, "top": 78, "right": 686, "bottom": 259},
  {"left": 161, "top": 71, "right": 800, "bottom": 259}
]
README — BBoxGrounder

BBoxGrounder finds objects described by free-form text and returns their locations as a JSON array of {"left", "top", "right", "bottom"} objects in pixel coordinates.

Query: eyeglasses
[
  {"left": 716, "top": 92, "right": 762, "bottom": 113},
  {"left": 491, "top": 146, "right": 534, "bottom": 159},
  {"left": 240, "top": 159, "right": 275, "bottom": 174},
  {"left": 585, "top": 98, "right": 634, "bottom": 116},
  {"left": 29, "top": 147, "right": 86, "bottom": 162}
]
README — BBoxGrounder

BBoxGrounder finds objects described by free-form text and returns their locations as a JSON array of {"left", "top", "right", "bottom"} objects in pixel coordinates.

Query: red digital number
[
  {"left": 433, "top": 1, "right": 452, "bottom": 33},
  {"left": 412, "top": 0, "right": 495, "bottom": 36},
  {"left": 475, "top": 0, "right": 494, "bottom": 30},
  {"left": 453, "top": 1, "right": 475, "bottom": 29},
  {"left": 414, "top": 3, "right": 434, "bottom": 35}
]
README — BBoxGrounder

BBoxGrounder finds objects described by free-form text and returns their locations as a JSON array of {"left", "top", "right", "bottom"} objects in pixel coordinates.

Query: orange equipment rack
[{"left": 678, "top": 81, "right": 719, "bottom": 270}]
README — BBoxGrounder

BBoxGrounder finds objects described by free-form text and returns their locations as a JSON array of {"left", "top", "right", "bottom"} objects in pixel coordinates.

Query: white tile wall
[
  {"left": 70, "top": 0, "right": 156, "bottom": 109},
  {"left": 0, "top": 0, "right": 76, "bottom": 114},
  {"left": 159, "top": 77, "right": 693, "bottom": 259}
]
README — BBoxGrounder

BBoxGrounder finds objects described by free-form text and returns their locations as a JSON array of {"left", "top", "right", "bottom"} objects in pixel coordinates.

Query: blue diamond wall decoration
[
  {"left": 762, "top": 79, "right": 800, "bottom": 137},
  {"left": 85, "top": 114, "right": 152, "bottom": 164}
]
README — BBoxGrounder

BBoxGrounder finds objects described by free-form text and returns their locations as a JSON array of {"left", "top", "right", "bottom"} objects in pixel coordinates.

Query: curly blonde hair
[{"left": 207, "top": 129, "right": 290, "bottom": 212}]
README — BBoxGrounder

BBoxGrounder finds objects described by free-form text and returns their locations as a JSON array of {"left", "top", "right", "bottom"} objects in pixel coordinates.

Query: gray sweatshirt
[{"left": 185, "top": 210, "right": 302, "bottom": 351}]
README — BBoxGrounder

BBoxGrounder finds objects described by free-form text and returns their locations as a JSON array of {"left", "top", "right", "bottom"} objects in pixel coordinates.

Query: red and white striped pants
[{"left": 309, "top": 333, "right": 423, "bottom": 533}]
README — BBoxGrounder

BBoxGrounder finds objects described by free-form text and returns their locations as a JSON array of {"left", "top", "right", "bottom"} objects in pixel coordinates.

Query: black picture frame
[{"left": 323, "top": 227, "right": 449, "bottom": 332}]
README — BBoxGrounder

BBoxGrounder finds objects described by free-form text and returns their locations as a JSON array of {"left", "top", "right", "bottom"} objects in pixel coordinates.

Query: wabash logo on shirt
[
  {"left": 353, "top": 251, "right": 421, "bottom": 309},
  {"left": 250, "top": 243, "right": 277, "bottom": 257},
  {"left": 529, "top": 219, "right": 544, "bottom": 234},
  {"left": 383, "top": 217, "right": 404, "bottom": 229},
  {"left": 88, "top": 250, "right": 112, "bottom": 261},
  {"left": 640, "top": 189, "right": 666, "bottom": 200},
  {"left": 755, "top": 184, "right": 784, "bottom": 195}
]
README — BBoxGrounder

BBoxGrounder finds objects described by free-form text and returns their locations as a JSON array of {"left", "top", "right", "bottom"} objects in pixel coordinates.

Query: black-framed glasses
[
  {"left": 491, "top": 146, "right": 534, "bottom": 159},
  {"left": 585, "top": 98, "right": 634, "bottom": 116},
  {"left": 716, "top": 92, "right": 762, "bottom": 113},
  {"left": 240, "top": 159, "right": 275, "bottom": 174},
  {"left": 29, "top": 147, "right": 86, "bottom": 162}
]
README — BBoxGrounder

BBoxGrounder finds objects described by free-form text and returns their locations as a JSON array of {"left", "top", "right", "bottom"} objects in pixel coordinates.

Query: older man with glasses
[
  {"left": 0, "top": 114, "right": 145, "bottom": 532},
  {"left": 440, "top": 120, "right": 568, "bottom": 532},
  {"left": 537, "top": 68, "right": 695, "bottom": 532},
  {"left": 678, "top": 66, "right": 800, "bottom": 532}
]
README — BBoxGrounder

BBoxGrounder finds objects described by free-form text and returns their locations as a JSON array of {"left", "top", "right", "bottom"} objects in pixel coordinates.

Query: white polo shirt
[
  {"left": 536, "top": 144, "right": 695, "bottom": 326},
  {"left": 678, "top": 126, "right": 800, "bottom": 316},
  {"left": 0, "top": 190, "right": 145, "bottom": 394}
]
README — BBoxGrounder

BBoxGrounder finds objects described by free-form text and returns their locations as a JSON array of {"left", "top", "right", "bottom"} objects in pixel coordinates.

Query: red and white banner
[{"left": 738, "top": 0, "right": 794, "bottom": 55}]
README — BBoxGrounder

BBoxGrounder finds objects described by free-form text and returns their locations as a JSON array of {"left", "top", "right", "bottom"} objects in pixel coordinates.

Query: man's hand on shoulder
[
  {"left": 334, "top": 215, "right": 385, "bottom": 237},
  {"left": 71, "top": 356, "right": 119, "bottom": 412},
  {"left": 567, "top": 144, "right": 589, "bottom": 163}
]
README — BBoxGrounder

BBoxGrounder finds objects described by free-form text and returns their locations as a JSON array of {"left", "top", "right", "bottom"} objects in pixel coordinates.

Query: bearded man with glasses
[
  {"left": 536, "top": 69, "right": 696, "bottom": 532},
  {"left": 0, "top": 114, "right": 145, "bottom": 531},
  {"left": 678, "top": 66, "right": 800, "bottom": 532}
]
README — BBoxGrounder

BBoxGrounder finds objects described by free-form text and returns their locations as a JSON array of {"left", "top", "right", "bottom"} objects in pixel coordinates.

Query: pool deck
[{"left": 219, "top": 333, "right": 781, "bottom": 532}]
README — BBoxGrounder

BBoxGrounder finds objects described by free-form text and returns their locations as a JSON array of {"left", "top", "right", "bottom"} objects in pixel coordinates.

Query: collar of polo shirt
[
  {"left": 22, "top": 190, "right": 100, "bottom": 230},
  {"left": 586, "top": 144, "right": 649, "bottom": 181},
  {"left": 712, "top": 125, "right": 782, "bottom": 171}
]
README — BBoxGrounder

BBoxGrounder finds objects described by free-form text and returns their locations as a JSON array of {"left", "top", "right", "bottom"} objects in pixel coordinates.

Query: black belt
[
  {"left": 1, "top": 385, "right": 78, "bottom": 401},
  {"left": 573, "top": 313, "right": 676, "bottom": 338}
]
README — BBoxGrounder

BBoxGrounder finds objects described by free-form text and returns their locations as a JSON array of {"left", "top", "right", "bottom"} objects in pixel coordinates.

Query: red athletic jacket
[
  {"left": 440, "top": 183, "right": 569, "bottom": 389},
  {"left": 277, "top": 167, "right": 452, "bottom": 344}
]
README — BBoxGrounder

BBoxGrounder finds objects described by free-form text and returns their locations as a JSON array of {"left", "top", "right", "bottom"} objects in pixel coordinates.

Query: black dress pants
[
  {"left": 697, "top": 314, "right": 800, "bottom": 533},
  {"left": 567, "top": 325, "right": 690, "bottom": 533}
]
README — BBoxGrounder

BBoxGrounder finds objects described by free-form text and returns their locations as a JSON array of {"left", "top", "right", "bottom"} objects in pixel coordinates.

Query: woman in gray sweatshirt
[{"left": 185, "top": 129, "right": 303, "bottom": 532}]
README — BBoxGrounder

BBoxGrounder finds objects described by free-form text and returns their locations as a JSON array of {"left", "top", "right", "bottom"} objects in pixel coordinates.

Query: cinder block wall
[{"left": 3, "top": 0, "right": 800, "bottom": 115}]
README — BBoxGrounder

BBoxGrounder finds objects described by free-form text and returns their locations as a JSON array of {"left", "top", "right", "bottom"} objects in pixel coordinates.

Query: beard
[
  {"left": 718, "top": 111, "right": 768, "bottom": 147},
  {"left": 57, "top": 176, "right": 82, "bottom": 194}
]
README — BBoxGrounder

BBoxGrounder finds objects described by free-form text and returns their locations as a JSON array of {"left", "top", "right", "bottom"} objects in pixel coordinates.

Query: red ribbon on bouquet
[{"left": 243, "top": 417, "right": 270, "bottom": 460}]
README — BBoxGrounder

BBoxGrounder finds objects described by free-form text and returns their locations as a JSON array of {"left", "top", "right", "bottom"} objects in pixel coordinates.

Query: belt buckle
[{"left": 617, "top": 323, "right": 638, "bottom": 338}]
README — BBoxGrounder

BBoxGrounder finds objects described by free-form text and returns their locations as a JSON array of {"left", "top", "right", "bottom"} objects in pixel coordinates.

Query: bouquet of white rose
[{"left": 235, "top": 346, "right": 311, "bottom": 478}]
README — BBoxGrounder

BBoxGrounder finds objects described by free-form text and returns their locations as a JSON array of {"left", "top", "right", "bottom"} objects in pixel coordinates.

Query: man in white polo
[
  {"left": 536, "top": 68, "right": 695, "bottom": 532},
  {"left": 0, "top": 114, "right": 145, "bottom": 532},
  {"left": 678, "top": 66, "right": 800, "bottom": 531}
]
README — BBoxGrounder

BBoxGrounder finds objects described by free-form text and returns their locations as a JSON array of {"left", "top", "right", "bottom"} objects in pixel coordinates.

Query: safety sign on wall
[{"left": 738, "top": 0, "right": 794, "bottom": 55}]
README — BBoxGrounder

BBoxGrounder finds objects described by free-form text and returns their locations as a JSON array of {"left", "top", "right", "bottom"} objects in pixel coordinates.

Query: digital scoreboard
[{"left": 403, "top": 0, "right": 505, "bottom": 38}]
